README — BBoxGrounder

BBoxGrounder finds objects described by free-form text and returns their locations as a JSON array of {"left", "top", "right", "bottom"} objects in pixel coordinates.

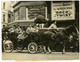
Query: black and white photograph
[{"left": 1, "top": 0, "right": 79, "bottom": 60}]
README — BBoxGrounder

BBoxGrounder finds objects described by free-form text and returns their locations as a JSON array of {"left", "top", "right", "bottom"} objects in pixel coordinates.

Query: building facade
[
  {"left": 8, "top": 1, "right": 79, "bottom": 28},
  {"left": 13, "top": 1, "right": 48, "bottom": 20},
  {"left": 1, "top": 1, "right": 15, "bottom": 29}
]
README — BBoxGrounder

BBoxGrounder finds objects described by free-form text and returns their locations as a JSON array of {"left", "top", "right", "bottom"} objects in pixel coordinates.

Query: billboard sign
[{"left": 51, "top": 2, "right": 75, "bottom": 20}]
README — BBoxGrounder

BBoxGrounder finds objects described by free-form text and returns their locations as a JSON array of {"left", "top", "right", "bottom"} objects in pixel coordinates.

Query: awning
[{"left": 7, "top": 20, "right": 34, "bottom": 27}]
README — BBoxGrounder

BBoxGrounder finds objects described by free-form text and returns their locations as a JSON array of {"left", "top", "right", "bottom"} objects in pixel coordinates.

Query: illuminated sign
[{"left": 52, "top": 2, "right": 75, "bottom": 20}]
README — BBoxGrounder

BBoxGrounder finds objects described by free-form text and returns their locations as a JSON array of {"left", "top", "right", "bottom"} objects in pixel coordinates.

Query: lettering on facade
[
  {"left": 52, "top": 2, "right": 75, "bottom": 20},
  {"left": 28, "top": 6, "right": 45, "bottom": 20}
]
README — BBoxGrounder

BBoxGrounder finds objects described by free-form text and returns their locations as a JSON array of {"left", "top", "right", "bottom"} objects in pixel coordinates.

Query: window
[
  {"left": 8, "top": 14, "right": 11, "bottom": 23},
  {"left": 3, "top": 3, "right": 5, "bottom": 9},
  {"left": 14, "top": 9, "right": 20, "bottom": 20},
  {"left": 15, "top": 11, "right": 20, "bottom": 20},
  {"left": 3, "top": 25, "right": 5, "bottom": 28},
  {"left": 3, "top": 14, "right": 5, "bottom": 22},
  {"left": 28, "top": 6, "right": 45, "bottom": 20}
]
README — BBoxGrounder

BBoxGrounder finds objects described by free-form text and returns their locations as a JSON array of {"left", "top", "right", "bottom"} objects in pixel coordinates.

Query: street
[
  {"left": 2, "top": 50, "right": 79, "bottom": 60},
  {"left": 1, "top": 1, "right": 79, "bottom": 61}
]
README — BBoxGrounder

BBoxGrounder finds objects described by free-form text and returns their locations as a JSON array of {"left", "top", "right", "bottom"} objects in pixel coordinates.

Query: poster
[{"left": 51, "top": 1, "right": 75, "bottom": 20}]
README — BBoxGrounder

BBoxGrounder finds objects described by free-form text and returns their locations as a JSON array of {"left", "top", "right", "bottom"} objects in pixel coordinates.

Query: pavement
[{"left": 2, "top": 50, "right": 79, "bottom": 60}]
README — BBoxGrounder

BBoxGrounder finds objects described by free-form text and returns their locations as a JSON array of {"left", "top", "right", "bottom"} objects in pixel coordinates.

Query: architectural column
[
  {"left": 45, "top": 7, "right": 47, "bottom": 20},
  {"left": 51, "top": 1, "right": 53, "bottom": 20},
  {"left": 26, "top": 8, "right": 28, "bottom": 20}
]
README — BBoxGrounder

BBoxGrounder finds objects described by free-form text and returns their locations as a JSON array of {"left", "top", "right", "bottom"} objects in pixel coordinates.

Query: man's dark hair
[{"left": 13, "top": 25, "right": 17, "bottom": 28}]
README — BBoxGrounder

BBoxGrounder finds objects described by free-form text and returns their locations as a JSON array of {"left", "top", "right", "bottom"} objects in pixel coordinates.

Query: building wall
[
  {"left": 1, "top": 1, "right": 8, "bottom": 28},
  {"left": 13, "top": 1, "right": 47, "bottom": 21},
  {"left": 12, "top": 1, "right": 79, "bottom": 28},
  {"left": 1, "top": 1, "right": 14, "bottom": 29}
]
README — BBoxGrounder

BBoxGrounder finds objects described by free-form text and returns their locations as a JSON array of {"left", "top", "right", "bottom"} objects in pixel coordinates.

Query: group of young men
[{"left": 8, "top": 21, "right": 59, "bottom": 41}]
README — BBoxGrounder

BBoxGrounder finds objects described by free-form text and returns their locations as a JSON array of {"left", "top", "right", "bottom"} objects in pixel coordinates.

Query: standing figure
[
  {"left": 48, "top": 21, "right": 59, "bottom": 32},
  {"left": 26, "top": 24, "right": 33, "bottom": 34}
]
